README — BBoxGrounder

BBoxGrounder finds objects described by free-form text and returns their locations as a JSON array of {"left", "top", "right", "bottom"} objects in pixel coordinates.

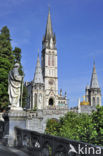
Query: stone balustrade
[{"left": 15, "top": 127, "right": 103, "bottom": 156}]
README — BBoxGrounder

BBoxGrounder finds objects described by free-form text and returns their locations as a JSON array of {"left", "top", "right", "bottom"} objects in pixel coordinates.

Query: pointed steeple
[
  {"left": 45, "top": 9, "right": 53, "bottom": 40},
  {"left": 42, "top": 10, "right": 56, "bottom": 49},
  {"left": 33, "top": 51, "right": 43, "bottom": 84},
  {"left": 90, "top": 61, "right": 99, "bottom": 88}
]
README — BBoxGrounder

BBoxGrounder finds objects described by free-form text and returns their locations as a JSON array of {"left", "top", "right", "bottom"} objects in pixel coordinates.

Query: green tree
[
  {"left": 91, "top": 106, "right": 103, "bottom": 146},
  {"left": 0, "top": 26, "right": 14, "bottom": 110},
  {"left": 45, "top": 111, "right": 99, "bottom": 145},
  {"left": 13, "top": 47, "right": 23, "bottom": 76},
  {"left": 45, "top": 118, "right": 60, "bottom": 136},
  {"left": 13, "top": 47, "right": 28, "bottom": 108},
  {"left": 0, "top": 26, "right": 27, "bottom": 110}
]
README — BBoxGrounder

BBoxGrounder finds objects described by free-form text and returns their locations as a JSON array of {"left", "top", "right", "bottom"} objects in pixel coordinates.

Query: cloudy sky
[{"left": 0, "top": 0, "right": 103, "bottom": 107}]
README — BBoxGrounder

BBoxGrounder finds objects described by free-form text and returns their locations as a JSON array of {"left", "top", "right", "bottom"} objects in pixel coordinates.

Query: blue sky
[{"left": 0, "top": 0, "right": 103, "bottom": 107}]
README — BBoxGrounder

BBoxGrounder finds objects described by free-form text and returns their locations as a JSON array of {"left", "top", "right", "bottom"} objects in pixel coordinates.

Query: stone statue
[{"left": 8, "top": 63, "right": 23, "bottom": 109}]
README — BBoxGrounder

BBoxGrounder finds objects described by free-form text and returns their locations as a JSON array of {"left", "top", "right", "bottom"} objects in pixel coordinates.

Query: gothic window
[
  {"left": 49, "top": 70, "right": 50, "bottom": 75},
  {"left": 50, "top": 55, "right": 52, "bottom": 66},
  {"left": 52, "top": 55, "right": 54, "bottom": 66},
  {"left": 97, "top": 97, "right": 99, "bottom": 105},
  {"left": 48, "top": 55, "right": 55, "bottom": 66},
  {"left": 93, "top": 97, "right": 95, "bottom": 106},
  {"left": 49, "top": 98, "right": 54, "bottom": 106},
  {"left": 48, "top": 55, "right": 50, "bottom": 66}
]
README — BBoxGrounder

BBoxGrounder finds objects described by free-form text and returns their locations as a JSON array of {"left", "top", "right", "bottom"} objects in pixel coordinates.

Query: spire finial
[
  {"left": 93, "top": 56, "right": 95, "bottom": 67},
  {"left": 48, "top": 4, "right": 50, "bottom": 12},
  {"left": 38, "top": 48, "right": 39, "bottom": 57}
]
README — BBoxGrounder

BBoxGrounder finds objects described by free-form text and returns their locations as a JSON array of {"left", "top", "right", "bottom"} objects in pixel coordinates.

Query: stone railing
[{"left": 15, "top": 127, "right": 103, "bottom": 156}]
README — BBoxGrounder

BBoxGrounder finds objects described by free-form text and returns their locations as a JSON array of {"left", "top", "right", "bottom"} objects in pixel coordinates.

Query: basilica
[
  {"left": 25, "top": 10, "right": 102, "bottom": 114},
  {"left": 25, "top": 11, "right": 68, "bottom": 110}
]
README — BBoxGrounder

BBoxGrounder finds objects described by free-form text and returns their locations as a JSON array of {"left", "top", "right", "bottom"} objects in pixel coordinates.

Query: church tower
[
  {"left": 26, "top": 10, "right": 68, "bottom": 110},
  {"left": 85, "top": 62, "right": 101, "bottom": 106},
  {"left": 41, "top": 10, "right": 58, "bottom": 108}
]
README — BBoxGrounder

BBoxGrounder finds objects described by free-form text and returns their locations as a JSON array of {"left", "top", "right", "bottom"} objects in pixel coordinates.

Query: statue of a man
[{"left": 8, "top": 63, "right": 23, "bottom": 109}]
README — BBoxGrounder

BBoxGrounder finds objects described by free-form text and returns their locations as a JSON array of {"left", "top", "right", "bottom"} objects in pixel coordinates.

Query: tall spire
[
  {"left": 45, "top": 9, "right": 53, "bottom": 40},
  {"left": 42, "top": 10, "right": 56, "bottom": 50},
  {"left": 90, "top": 61, "right": 99, "bottom": 88},
  {"left": 33, "top": 53, "right": 43, "bottom": 84}
]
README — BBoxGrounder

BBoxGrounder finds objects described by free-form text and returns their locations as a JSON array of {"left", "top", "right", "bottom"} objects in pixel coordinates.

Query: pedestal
[
  {"left": 10, "top": 106, "right": 23, "bottom": 111},
  {"left": 7, "top": 110, "right": 27, "bottom": 146}
]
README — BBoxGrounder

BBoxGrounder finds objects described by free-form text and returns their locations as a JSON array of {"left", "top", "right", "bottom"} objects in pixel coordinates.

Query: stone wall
[{"left": 26, "top": 109, "right": 68, "bottom": 133}]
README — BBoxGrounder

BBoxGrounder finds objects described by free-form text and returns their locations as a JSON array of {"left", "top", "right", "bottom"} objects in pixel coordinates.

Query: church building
[{"left": 25, "top": 11, "right": 68, "bottom": 110}]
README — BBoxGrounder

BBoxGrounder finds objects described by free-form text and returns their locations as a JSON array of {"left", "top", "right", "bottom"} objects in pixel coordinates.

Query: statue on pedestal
[{"left": 8, "top": 63, "right": 23, "bottom": 110}]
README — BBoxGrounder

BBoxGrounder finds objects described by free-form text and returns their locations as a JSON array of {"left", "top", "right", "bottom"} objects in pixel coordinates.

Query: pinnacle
[
  {"left": 33, "top": 53, "right": 43, "bottom": 84},
  {"left": 90, "top": 62, "right": 99, "bottom": 89}
]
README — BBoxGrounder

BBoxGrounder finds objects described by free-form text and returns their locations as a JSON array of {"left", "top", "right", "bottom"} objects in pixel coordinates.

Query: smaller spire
[
  {"left": 90, "top": 61, "right": 99, "bottom": 88},
  {"left": 33, "top": 52, "right": 43, "bottom": 84}
]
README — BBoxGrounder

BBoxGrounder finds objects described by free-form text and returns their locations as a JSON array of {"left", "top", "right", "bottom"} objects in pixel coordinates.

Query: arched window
[
  {"left": 49, "top": 70, "right": 51, "bottom": 75},
  {"left": 49, "top": 98, "right": 54, "bottom": 106},
  {"left": 48, "top": 55, "right": 50, "bottom": 66},
  {"left": 93, "top": 97, "right": 95, "bottom": 106},
  {"left": 97, "top": 97, "right": 99, "bottom": 105},
  {"left": 52, "top": 55, "right": 54, "bottom": 66},
  {"left": 50, "top": 55, "right": 52, "bottom": 66}
]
